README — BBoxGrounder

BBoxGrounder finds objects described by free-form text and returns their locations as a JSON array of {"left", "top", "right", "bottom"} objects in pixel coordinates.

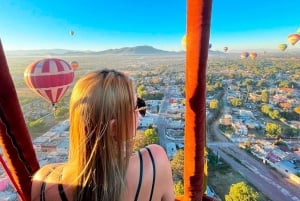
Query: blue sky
[
  {"left": 0, "top": 0, "right": 299, "bottom": 52},
  {"left": 211, "top": 1, "right": 300, "bottom": 52}
]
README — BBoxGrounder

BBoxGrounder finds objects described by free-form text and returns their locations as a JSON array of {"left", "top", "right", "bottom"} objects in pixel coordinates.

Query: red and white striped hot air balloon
[{"left": 24, "top": 58, "right": 75, "bottom": 106}]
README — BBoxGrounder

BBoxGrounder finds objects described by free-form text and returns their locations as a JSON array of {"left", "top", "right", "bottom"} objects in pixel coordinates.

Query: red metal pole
[
  {"left": 0, "top": 154, "right": 26, "bottom": 201},
  {"left": 0, "top": 40, "right": 40, "bottom": 201},
  {"left": 184, "top": 0, "right": 212, "bottom": 200}
]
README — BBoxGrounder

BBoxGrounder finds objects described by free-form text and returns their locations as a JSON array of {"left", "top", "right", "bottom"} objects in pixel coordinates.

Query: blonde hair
[{"left": 68, "top": 69, "right": 135, "bottom": 201}]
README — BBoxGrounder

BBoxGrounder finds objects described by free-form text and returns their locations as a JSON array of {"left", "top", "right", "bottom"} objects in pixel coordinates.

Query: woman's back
[
  {"left": 31, "top": 144, "right": 174, "bottom": 201},
  {"left": 124, "top": 144, "right": 174, "bottom": 201}
]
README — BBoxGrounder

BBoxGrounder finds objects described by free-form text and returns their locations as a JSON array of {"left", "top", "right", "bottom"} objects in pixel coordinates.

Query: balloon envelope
[
  {"left": 24, "top": 58, "right": 74, "bottom": 105},
  {"left": 287, "top": 34, "right": 300, "bottom": 46},
  {"left": 71, "top": 61, "right": 79, "bottom": 70},
  {"left": 181, "top": 34, "right": 186, "bottom": 51},
  {"left": 223, "top": 46, "right": 228, "bottom": 52},
  {"left": 249, "top": 52, "right": 257, "bottom": 59},
  {"left": 297, "top": 28, "right": 300, "bottom": 34},
  {"left": 181, "top": 34, "right": 211, "bottom": 51},
  {"left": 70, "top": 30, "right": 75, "bottom": 36},
  {"left": 278, "top": 44, "right": 288, "bottom": 51},
  {"left": 240, "top": 52, "right": 249, "bottom": 59}
]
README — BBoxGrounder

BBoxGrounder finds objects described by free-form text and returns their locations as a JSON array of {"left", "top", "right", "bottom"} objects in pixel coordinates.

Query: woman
[{"left": 31, "top": 69, "right": 174, "bottom": 201}]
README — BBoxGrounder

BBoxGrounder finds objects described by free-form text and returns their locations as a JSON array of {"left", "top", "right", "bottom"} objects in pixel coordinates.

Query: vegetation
[
  {"left": 265, "top": 122, "right": 281, "bottom": 138},
  {"left": 171, "top": 149, "right": 184, "bottom": 181},
  {"left": 132, "top": 126, "right": 160, "bottom": 152},
  {"left": 261, "top": 104, "right": 280, "bottom": 120},
  {"left": 54, "top": 106, "right": 69, "bottom": 119},
  {"left": 28, "top": 118, "right": 45, "bottom": 130},
  {"left": 144, "top": 126, "right": 159, "bottom": 145},
  {"left": 209, "top": 99, "right": 219, "bottom": 110},
  {"left": 207, "top": 149, "right": 268, "bottom": 201},
  {"left": 230, "top": 98, "right": 243, "bottom": 107},
  {"left": 174, "top": 180, "right": 184, "bottom": 196},
  {"left": 132, "top": 131, "right": 147, "bottom": 151},
  {"left": 225, "top": 182, "right": 259, "bottom": 201}
]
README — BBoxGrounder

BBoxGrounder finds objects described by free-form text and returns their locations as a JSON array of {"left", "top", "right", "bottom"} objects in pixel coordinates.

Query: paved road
[
  {"left": 208, "top": 111, "right": 300, "bottom": 201},
  {"left": 155, "top": 86, "right": 171, "bottom": 149}
]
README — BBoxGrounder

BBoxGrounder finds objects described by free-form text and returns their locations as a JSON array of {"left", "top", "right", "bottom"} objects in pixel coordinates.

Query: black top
[
  {"left": 134, "top": 147, "right": 156, "bottom": 201},
  {"left": 40, "top": 178, "right": 68, "bottom": 201},
  {"left": 40, "top": 147, "right": 156, "bottom": 201}
]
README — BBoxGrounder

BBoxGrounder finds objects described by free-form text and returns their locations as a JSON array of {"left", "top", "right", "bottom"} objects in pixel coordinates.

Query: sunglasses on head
[{"left": 136, "top": 97, "right": 146, "bottom": 117}]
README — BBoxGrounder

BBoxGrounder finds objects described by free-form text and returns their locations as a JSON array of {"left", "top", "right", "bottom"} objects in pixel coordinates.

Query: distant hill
[
  {"left": 98, "top": 45, "right": 178, "bottom": 55},
  {"left": 5, "top": 45, "right": 183, "bottom": 56}
]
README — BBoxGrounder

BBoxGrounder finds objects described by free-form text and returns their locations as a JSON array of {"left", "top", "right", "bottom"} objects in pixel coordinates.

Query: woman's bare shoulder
[
  {"left": 32, "top": 163, "right": 61, "bottom": 181},
  {"left": 31, "top": 163, "right": 64, "bottom": 201},
  {"left": 133, "top": 144, "right": 170, "bottom": 173},
  {"left": 145, "top": 144, "right": 174, "bottom": 200},
  {"left": 145, "top": 144, "right": 169, "bottom": 161},
  {"left": 142, "top": 144, "right": 172, "bottom": 173}
]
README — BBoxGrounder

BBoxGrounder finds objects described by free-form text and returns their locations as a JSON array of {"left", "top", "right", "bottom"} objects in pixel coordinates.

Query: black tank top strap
[
  {"left": 134, "top": 150, "right": 143, "bottom": 201},
  {"left": 40, "top": 181, "right": 46, "bottom": 201},
  {"left": 39, "top": 164, "right": 68, "bottom": 201},
  {"left": 58, "top": 183, "right": 69, "bottom": 201},
  {"left": 145, "top": 146, "right": 156, "bottom": 201},
  {"left": 40, "top": 168, "right": 54, "bottom": 201}
]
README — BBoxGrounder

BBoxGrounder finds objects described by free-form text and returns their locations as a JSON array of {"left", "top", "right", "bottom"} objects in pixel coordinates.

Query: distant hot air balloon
[
  {"left": 240, "top": 51, "right": 249, "bottom": 59},
  {"left": 288, "top": 34, "right": 300, "bottom": 46},
  {"left": 181, "top": 34, "right": 187, "bottom": 51},
  {"left": 297, "top": 28, "right": 300, "bottom": 34},
  {"left": 249, "top": 52, "right": 257, "bottom": 59},
  {"left": 70, "top": 30, "right": 75, "bottom": 36},
  {"left": 223, "top": 46, "right": 228, "bottom": 52},
  {"left": 278, "top": 43, "right": 288, "bottom": 51},
  {"left": 71, "top": 61, "right": 79, "bottom": 70},
  {"left": 24, "top": 58, "right": 75, "bottom": 106},
  {"left": 182, "top": 34, "right": 212, "bottom": 51}
]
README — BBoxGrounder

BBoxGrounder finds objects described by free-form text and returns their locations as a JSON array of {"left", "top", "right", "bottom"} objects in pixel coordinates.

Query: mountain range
[{"left": 5, "top": 45, "right": 184, "bottom": 56}]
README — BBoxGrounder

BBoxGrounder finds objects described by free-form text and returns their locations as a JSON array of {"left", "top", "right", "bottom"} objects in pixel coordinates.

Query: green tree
[
  {"left": 209, "top": 99, "right": 219, "bottom": 110},
  {"left": 214, "top": 81, "right": 223, "bottom": 90},
  {"left": 294, "top": 106, "right": 300, "bottom": 116},
  {"left": 265, "top": 122, "right": 281, "bottom": 138},
  {"left": 261, "top": 104, "right": 270, "bottom": 115},
  {"left": 132, "top": 130, "right": 147, "bottom": 152},
  {"left": 269, "top": 110, "right": 280, "bottom": 120},
  {"left": 294, "top": 107, "right": 300, "bottom": 131},
  {"left": 54, "top": 106, "right": 69, "bottom": 119},
  {"left": 144, "top": 127, "right": 159, "bottom": 145},
  {"left": 261, "top": 90, "right": 269, "bottom": 103},
  {"left": 225, "top": 182, "right": 259, "bottom": 201},
  {"left": 171, "top": 149, "right": 184, "bottom": 180},
  {"left": 278, "top": 80, "right": 290, "bottom": 88},
  {"left": 206, "top": 84, "right": 215, "bottom": 92},
  {"left": 28, "top": 119, "right": 46, "bottom": 130},
  {"left": 174, "top": 180, "right": 184, "bottom": 196},
  {"left": 230, "top": 98, "right": 242, "bottom": 107},
  {"left": 137, "top": 85, "right": 147, "bottom": 98}
]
